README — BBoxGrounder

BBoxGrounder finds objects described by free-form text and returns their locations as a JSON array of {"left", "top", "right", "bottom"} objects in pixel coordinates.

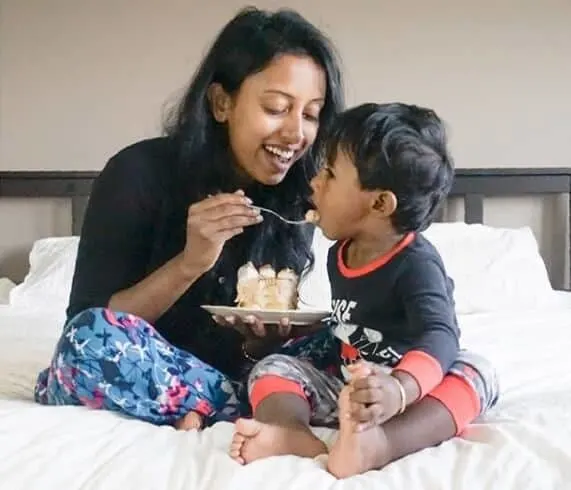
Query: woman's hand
[
  {"left": 181, "top": 190, "right": 262, "bottom": 275},
  {"left": 213, "top": 315, "right": 326, "bottom": 359}
]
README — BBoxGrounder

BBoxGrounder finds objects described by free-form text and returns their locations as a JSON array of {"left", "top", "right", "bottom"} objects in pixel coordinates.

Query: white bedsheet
[{"left": 1, "top": 301, "right": 571, "bottom": 490}]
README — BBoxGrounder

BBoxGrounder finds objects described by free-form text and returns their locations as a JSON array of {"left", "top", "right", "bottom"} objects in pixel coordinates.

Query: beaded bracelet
[{"left": 241, "top": 342, "right": 261, "bottom": 363}]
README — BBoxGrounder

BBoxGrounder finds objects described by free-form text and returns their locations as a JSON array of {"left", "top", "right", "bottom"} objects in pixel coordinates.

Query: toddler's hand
[{"left": 346, "top": 362, "right": 405, "bottom": 432}]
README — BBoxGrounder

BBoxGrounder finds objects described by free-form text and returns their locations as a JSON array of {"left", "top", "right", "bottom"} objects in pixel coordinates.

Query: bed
[{"left": 1, "top": 169, "right": 571, "bottom": 490}]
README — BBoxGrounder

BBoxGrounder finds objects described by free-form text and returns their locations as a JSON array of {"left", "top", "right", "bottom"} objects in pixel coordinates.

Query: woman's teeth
[{"left": 264, "top": 145, "right": 295, "bottom": 161}]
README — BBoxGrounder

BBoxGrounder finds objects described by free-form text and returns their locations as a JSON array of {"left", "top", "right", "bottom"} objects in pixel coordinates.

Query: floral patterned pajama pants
[{"left": 34, "top": 307, "right": 334, "bottom": 426}]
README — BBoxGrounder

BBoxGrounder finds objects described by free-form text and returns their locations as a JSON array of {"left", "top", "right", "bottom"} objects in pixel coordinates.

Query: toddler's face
[{"left": 309, "top": 149, "right": 375, "bottom": 241}]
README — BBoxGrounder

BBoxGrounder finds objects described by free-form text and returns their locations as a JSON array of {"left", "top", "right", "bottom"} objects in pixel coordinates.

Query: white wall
[{"left": 1, "top": 0, "right": 570, "bottom": 282}]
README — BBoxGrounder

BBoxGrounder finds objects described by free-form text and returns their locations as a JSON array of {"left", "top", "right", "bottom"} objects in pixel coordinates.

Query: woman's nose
[{"left": 281, "top": 113, "right": 304, "bottom": 145}]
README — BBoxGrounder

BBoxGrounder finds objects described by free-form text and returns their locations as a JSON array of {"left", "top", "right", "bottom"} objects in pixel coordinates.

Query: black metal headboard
[
  {"left": 1, "top": 168, "right": 570, "bottom": 228},
  {"left": 1, "top": 168, "right": 570, "bottom": 283},
  {"left": 448, "top": 168, "right": 571, "bottom": 224},
  {"left": 0, "top": 171, "right": 96, "bottom": 235}
]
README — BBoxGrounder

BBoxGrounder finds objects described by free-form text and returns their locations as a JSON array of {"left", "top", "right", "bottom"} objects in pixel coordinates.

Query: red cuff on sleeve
[
  {"left": 428, "top": 374, "right": 481, "bottom": 435},
  {"left": 394, "top": 350, "right": 444, "bottom": 397},
  {"left": 250, "top": 375, "right": 307, "bottom": 411}
]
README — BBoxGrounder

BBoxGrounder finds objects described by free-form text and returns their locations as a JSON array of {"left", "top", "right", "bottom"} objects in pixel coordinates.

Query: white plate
[{"left": 201, "top": 305, "right": 330, "bottom": 326}]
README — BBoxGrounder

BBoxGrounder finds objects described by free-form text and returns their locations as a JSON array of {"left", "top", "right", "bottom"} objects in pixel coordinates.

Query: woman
[{"left": 34, "top": 6, "right": 344, "bottom": 429}]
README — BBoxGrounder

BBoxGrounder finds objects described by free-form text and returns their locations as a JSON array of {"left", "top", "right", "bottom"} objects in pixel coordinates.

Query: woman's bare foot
[
  {"left": 174, "top": 411, "right": 204, "bottom": 431},
  {"left": 327, "top": 386, "right": 392, "bottom": 479},
  {"left": 229, "top": 418, "right": 327, "bottom": 464}
]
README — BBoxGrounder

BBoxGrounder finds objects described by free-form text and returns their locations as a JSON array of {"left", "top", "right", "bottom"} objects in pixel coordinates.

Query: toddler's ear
[{"left": 372, "top": 191, "right": 397, "bottom": 216}]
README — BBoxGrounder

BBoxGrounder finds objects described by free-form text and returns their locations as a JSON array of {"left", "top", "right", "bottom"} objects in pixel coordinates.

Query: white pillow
[
  {"left": 301, "top": 222, "right": 556, "bottom": 315},
  {"left": 10, "top": 224, "right": 555, "bottom": 316},
  {"left": 9, "top": 236, "right": 79, "bottom": 310},
  {"left": 0, "top": 278, "right": 16, "bottom": 304},
  {"left": 422, "top": 222, "right": 556, "bottom": 314},
  {"left": 10, "top": 233, "right": 333, "bottom": 313},
  {"left": 299, "top": 228, "right": 334, "bottom": 310}
]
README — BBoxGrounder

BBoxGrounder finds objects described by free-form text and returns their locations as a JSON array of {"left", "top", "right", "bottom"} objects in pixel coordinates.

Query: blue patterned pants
[{"left": 34, "top": 307, "right": 334, "bottom": 426}]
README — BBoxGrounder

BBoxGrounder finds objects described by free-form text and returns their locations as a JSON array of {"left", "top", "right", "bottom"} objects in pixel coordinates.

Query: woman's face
[{"left": 212, "top": 54, "right": 326, "bottom": 186}]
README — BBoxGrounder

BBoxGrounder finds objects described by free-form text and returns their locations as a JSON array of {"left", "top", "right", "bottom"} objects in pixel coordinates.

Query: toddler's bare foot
[
  {"left": 174, "top": 411, "right": 204, "bottom": 431},
  {"left": 327, "top": 386, "right": 392, "bottom": 479},
  {"left": 229, "top": 418, "right": 327, "bottom": 464}
]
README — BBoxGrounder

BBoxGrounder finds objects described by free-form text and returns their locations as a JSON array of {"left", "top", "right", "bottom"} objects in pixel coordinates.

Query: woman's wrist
[
  {"left": 242, "top": 341, "right": 261, "bottom": 363},
  {"left": 173, "top": 252, "right": 209, "bottom": 283}
]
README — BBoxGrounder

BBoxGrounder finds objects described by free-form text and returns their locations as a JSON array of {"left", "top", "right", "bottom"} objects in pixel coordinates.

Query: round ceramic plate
[{"left": 201, "top": 305, "right": 330, "bottom": 326}]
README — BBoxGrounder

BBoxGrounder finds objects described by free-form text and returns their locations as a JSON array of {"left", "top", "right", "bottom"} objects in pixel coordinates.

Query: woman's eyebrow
[{"left": 263, "top": 89, "right": 324, "bottom": 103}]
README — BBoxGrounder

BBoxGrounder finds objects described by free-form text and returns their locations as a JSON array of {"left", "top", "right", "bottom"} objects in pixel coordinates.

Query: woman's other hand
[{"left": 181, "top": 190, "right": 262, "bottom": 275}]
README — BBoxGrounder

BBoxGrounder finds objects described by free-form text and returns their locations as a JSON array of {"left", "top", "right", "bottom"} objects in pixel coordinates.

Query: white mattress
[{"left": 1, "top": 300, "right": 571, "bottom": 490}]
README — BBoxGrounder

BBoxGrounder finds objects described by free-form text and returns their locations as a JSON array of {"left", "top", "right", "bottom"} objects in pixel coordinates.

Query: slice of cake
[
  {"left": 235, "top": 262, "right": 299, "bottom": 310},
  {"left": 305, "top": 209, "right": 320, "bottom": 224}
]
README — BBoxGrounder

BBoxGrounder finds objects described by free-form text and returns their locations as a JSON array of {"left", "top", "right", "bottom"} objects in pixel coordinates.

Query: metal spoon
[{"left": 251, "top": 205, "right": 309, "bottom": 225}]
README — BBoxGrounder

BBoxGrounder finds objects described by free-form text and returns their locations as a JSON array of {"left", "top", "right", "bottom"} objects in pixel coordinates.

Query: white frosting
[
  {"left": 277, "top": 268, "right": 297, "bottom": 280},
  {"left": 258, "top": 265, "right": 276, "bottom": 279},
  {"left": 237, "top": 261, "right": 259, "bottom": 282}
]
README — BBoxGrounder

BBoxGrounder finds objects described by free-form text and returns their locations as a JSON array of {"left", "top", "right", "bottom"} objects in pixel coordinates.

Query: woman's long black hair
[{"left": 164, "top": 7, "right": 345, "bottom": 305}]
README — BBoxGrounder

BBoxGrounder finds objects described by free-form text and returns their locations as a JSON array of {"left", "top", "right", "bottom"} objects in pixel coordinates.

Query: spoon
[
  {"left": 206, "top": 193, "right": 317, "bottom": 225},
  {"left": 251, "top": 206, "right": 311, "bottom": 225}
]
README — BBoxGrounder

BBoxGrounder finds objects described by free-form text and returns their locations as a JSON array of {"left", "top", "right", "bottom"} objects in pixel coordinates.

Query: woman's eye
[
  {"left": 264, "top": 107, "right": 286, "bottom": 115},
  {"left": 303, "top": 113, "right": 319, "bottom": 122}
]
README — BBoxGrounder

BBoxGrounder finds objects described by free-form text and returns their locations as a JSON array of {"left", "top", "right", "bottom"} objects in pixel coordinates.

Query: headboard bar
[
  {"left": 463, "top": 194, "right": 484, "bottom": 224},
  {"left": 447, "top": 169, "right": 571, "bottom": 229}
]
